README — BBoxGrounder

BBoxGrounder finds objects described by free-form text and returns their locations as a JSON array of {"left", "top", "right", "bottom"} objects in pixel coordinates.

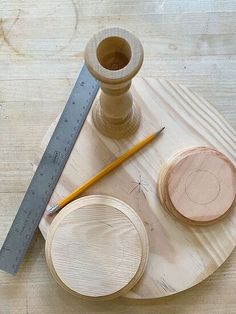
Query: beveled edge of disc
[
  {"left": 45, "top": 195, "right": 149, "bottom": 301},
  {"left": 157, "top": 146, "right": 236, "bottom": 226}
]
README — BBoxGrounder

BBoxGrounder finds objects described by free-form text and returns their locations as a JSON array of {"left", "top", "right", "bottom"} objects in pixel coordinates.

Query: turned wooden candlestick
[{"left": 84, "top": 27, "right": 144, "bottom": 139}]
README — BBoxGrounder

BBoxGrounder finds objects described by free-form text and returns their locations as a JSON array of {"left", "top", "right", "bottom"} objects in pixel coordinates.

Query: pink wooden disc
[{"left": 167, "top": 148, "right": 236, "bottom": 223}]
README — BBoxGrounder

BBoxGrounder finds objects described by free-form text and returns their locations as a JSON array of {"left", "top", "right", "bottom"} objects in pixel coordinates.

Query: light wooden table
[{"left": 0, "top": 1, "right": 235, "bottom": 313}]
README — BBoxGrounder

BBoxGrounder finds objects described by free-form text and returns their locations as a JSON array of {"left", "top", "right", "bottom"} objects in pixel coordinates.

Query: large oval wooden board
[{"left": 35, "top": 77, "right": 236, "bottom": 299}]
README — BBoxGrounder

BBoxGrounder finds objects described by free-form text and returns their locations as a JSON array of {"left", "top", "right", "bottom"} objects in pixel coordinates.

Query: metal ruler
[{"left": 0, "top": 65, "right": 99, "bottom": 275}]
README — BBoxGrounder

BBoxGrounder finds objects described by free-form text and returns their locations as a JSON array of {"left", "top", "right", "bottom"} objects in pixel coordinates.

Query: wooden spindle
[{"left": 85, "top": 27, "right": 144, "bottom": 139}]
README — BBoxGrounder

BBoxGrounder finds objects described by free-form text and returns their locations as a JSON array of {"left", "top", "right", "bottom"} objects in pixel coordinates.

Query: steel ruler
[{"left": 0, "top": 65, "right": 99, "bottom": 274}]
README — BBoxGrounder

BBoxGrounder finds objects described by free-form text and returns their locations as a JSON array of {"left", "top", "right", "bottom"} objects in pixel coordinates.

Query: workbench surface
[{"left": 0, "top": 1, "right": 236, "bottom": 313}]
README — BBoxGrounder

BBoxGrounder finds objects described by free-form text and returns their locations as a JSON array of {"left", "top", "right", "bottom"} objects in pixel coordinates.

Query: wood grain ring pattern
[
  {"left": 157, "top": 147, "right": 236, "bottom": 226},
  {"left": 37, "top": 77, "right": 236, "bottom": 299},
  {"left": 45, "top": 195, "right": 149, "bottom": 301}
]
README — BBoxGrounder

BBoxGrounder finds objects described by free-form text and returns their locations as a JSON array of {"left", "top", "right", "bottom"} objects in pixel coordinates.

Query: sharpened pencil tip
[{"left": 154, "top": 127, "right": 165, "bottom": 137}]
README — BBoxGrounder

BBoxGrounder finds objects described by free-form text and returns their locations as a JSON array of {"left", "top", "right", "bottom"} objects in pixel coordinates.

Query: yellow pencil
[{"left": 47, "top": 127, "right": 165, "bottom": 215}]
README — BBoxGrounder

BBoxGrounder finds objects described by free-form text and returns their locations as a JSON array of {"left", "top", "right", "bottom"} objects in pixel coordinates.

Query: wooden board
[
  {"left": 35, "top": 77, "right": 236, "bottom": 300},
  {"left": 0, "top": 1, "right": 236, "bottom": 313}
]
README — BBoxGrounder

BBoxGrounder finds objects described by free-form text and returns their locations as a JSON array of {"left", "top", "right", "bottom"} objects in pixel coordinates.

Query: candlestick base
[{"left": 92, "top": 99, "right": 141, "bottom": 139}]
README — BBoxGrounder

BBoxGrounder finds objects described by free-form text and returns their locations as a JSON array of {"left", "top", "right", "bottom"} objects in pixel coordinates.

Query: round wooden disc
[
  {"left": 45, "top": 195, "right": 149, "bottom": 300},
  {"left": 168, "top": 148, "right": 235, "bottom": 223},
  {"left": 37, "top": 77, "right": 236, "bottom": 299},
  {"left": 159, "top": 147, "right": 236, "bottom": 225}
]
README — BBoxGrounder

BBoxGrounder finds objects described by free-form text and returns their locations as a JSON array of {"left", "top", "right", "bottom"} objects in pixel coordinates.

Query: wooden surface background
[{"left": 0, "top": 0, "right": 236, "bottom": 313}]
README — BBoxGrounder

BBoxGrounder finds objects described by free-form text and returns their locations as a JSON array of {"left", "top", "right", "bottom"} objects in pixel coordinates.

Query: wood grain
[
  {"left": 1, "top": 0, "right": 236, "bottom": 313},
  {"left": 85, "top": 27, "right": 143, "bottom": 138},
  {"left": 158, "top": 147, "right": 236, "bottom": 225},
  {"left": 45, "top": 195, "right": 149, "bottom": 300},
  {"left": 37, "top": 77, "right": 236, "bottom": 300}
]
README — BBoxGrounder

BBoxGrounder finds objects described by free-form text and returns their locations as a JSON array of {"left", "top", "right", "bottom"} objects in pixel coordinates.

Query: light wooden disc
[
  {"left": 45, "top": 195, "right": 149, "bottom": 300},
  {"left": 158, "top": 147, "right": 236, "bottom": 225},
  {"left": 37, "top": 77, "right": 236, "bottom": 299}
]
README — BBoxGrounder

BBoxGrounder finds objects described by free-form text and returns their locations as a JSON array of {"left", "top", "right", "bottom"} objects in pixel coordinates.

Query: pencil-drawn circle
[
  {"left": 185, "top": 170, "right": 220, "bottom": 205},
  {"left": 165, "top": 147, "right": 236, "bottom": 224}
]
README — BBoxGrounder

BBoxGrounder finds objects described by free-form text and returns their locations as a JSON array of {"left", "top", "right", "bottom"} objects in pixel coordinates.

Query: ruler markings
[{"left": 0, "top": 65, "right": 99, "bottom": 274}]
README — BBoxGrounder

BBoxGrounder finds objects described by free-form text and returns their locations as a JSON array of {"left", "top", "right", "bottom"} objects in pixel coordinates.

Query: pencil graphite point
[{"left": 155, "top": 127, "right": 165, "bottom": 137}]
